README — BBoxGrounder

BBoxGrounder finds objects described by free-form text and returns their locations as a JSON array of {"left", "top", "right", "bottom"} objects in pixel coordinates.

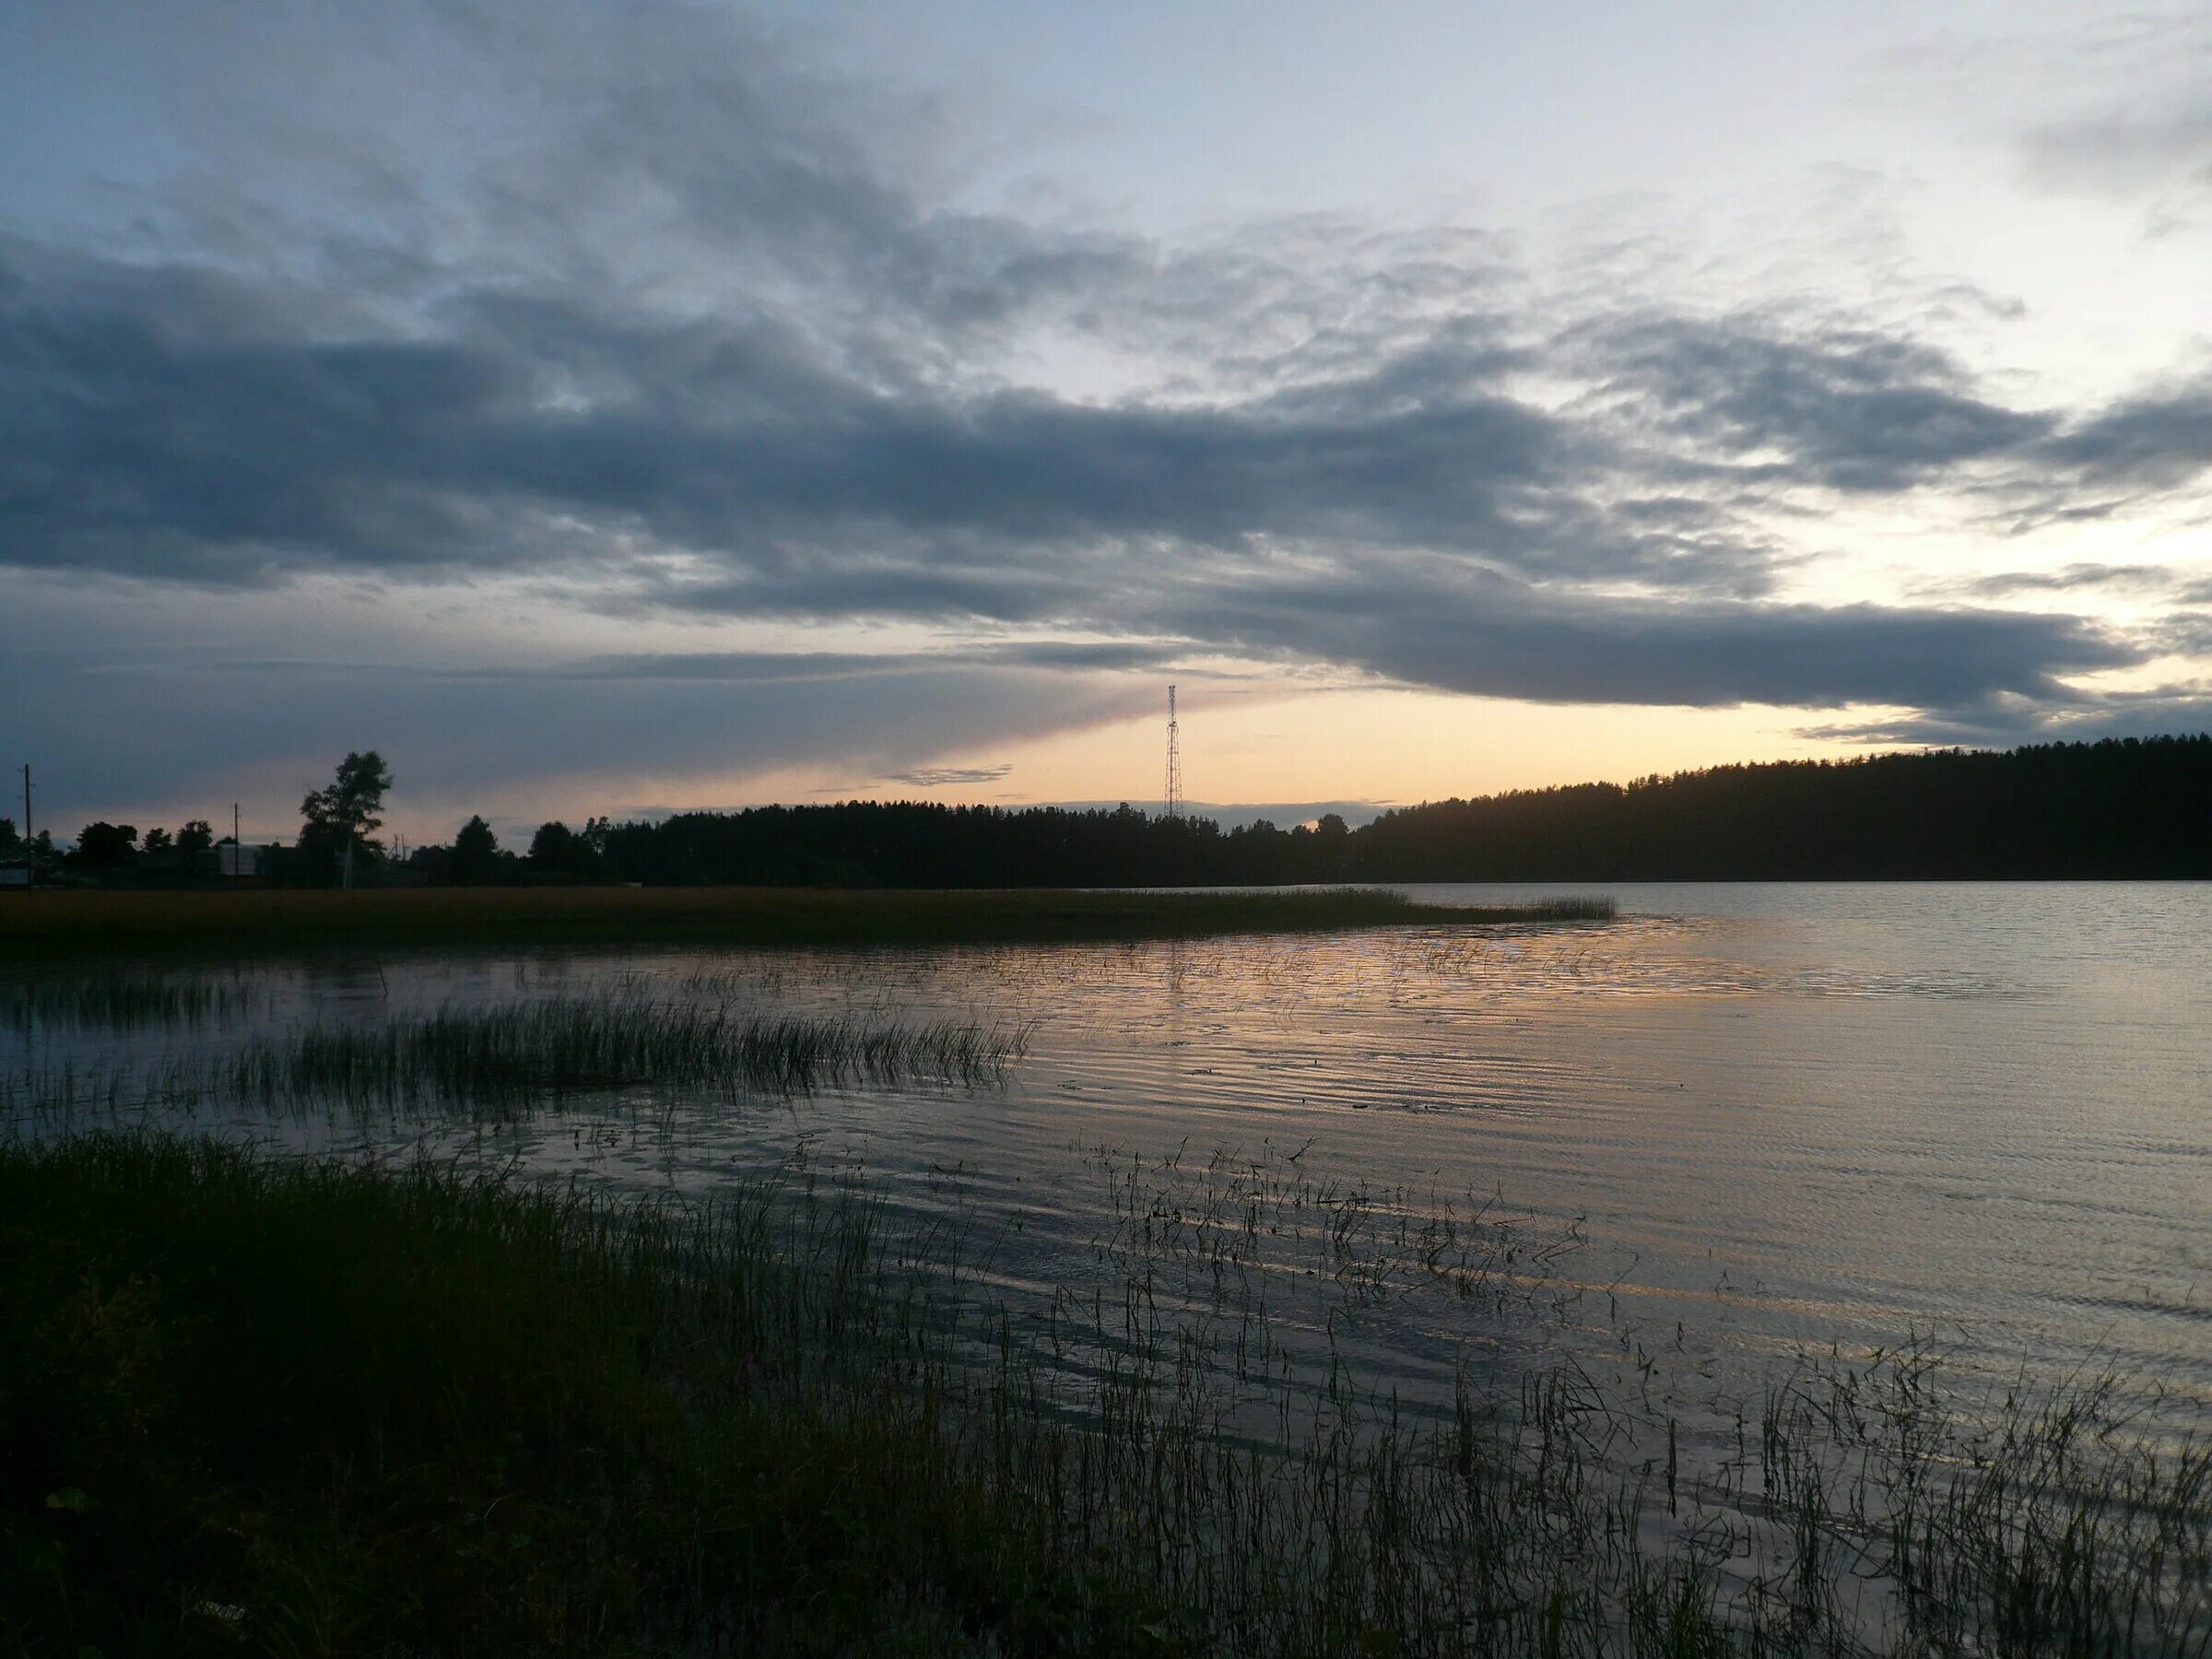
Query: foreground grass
[
  {"left": 0, "top": 885, "right": 1611, "bottom": 960},
  {"left": 10, "top": 1132, "right": 2212, "bottom": 1656},
  {"left": 0, "top": 1134, "right": 1184, "bottom": 1657}
]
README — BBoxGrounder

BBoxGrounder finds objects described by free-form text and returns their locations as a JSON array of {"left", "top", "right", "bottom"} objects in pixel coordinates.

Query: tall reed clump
[
  {"left": 253, "top": 995, "right": 1029, "bottom": 1105},
  {"left": 0, "top": 969, "right": 262, "bottom": 1034},
  {"left": 37, "top": 993, "right": 1026, "bottom": 1124},
  {"left": 7, "top": 1131, "right": 2207, "bottom": 1657}
]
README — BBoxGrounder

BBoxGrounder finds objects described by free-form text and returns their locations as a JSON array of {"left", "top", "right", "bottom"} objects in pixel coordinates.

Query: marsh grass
[
  {"left": 6, "top": 1126, "right": 2206, "bottom": 1656},
  {"left": 0, "top": 968, "right": 263, "bottom": 1034},
  {"left": 1528, "top": 894, "right": 1618, "bottom": 921},
  {"left": 1, "top": 993, "right": 1030, "bottom": 1125},
  {"left": 257, "top": 994, "right": 1030, "bottom": 1103}
]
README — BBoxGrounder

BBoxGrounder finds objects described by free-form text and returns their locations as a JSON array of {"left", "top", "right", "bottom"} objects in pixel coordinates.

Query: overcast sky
[{"left": 4, "top": 0, "right": 2208, "bottom": 842}]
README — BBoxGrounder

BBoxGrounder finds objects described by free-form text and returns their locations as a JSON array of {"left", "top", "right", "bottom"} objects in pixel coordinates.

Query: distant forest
[
  {"left": 22, "top": 735, "right": 2210, "bottom": 888},
  {"left": 587, "top": 736, "right": 2212, "bottom": 886}
]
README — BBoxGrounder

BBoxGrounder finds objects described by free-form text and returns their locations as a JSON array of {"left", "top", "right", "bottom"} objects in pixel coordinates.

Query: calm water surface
[{"left": 13, "top": 882, "right": 2211, "bottom": 1410}]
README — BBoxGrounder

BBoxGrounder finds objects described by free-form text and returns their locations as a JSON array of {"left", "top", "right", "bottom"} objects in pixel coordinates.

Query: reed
[
  {"left": 6, "top": 1127, "right": 2205, "bottom": 1656},
  {"left": 1528, "top": 893, "right": 1617, "bottom": 921},
  {"left": 11, "top": 995, "right": 1025, "bottom": 1125},
  {"left": 0, "top": 968, "right": 262, "bottom": 1033}
]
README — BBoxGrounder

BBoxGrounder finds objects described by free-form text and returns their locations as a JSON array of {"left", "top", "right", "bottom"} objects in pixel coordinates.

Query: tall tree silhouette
[
  {"left": 452, "top": 815, "right": 503, "bottom": 885},
  {"left": 299, "top": 751, "right": 394, "bottom": 887}
]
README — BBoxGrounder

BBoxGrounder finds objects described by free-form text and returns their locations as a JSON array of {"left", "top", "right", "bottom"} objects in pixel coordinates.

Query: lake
[{"left": 11, "top": 880, "right": 2208, "bottom": 1424}]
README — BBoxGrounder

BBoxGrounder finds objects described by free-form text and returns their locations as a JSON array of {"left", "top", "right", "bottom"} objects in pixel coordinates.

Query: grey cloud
[
  {"left": 0, "top": 249, "right": 1760, "bottom": 600},
  {"left": 2157, "top": 612, "right": 2212, "bottom": 656},
  {"left": 1169, "top": 575, "right": 2135, "bottom": 711},
  {"left": 885, "top": 764, "right": 1013, "bottom": 787},
  {"left": 1963, "top": 563, "right": 2184, "bottom": 598},
  {"left": 2040, "top": 379, "right": 2212, "bottom": 490},
  {"left": 1801, "top": 687, "right": 2212, "bottom": 748},
  {"left": 532, "top": 643, "right": 1182, "bottom": 681},
  {"left": 970, "top": 640, "right": 1185, "bottom": 672},
  {"left": 0, "top": 234, "right": 2176, "bottom": 731},
  {"left": 2019, "top": 108, "right": 2212, "bottom": 197},
  {"left": 3, "top": 642, "right": 1157, "bottom": 822},
  {"left": 1578, "top": 312, "right": 2054, "bottom": 492},
  {"left": 559, "top": 653, "right": 897, "bottom": 684}
]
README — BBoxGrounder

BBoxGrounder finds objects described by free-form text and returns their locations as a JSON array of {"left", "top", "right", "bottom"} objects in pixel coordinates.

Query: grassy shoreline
[
  {"left": 0, "top": 885, "right": 1611, "bottom": 960},
  {"left": 1, "top": 1134, "right": 1176, "bottom": 1656},
  {"left": 7, "top": 1133, "right": 2206, "bottom": 1656}
]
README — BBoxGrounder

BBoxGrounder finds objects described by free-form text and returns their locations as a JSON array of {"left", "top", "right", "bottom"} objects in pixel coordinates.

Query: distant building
[
  {"left": 0, "top": 858, "right": 32, "bottom": 889},
  {"left": 138, "top": 846, "right": 218, "bottom": 879},
  {"left": 217, "top": 841, "right": 278, "bottom": 886}
]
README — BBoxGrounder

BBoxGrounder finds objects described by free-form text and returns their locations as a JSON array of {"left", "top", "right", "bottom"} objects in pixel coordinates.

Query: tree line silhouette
[
  {"left": 19, "top": 735, "right": 2210, "bottom": 888},
  {"left": 499, "top": 736, "right": 2212, "bottom": 886}
]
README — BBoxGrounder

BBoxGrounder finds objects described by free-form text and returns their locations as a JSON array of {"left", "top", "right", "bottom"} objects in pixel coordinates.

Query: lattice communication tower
[{"left": 1164, "top": 684, "right": 1183, "bottom": 819}]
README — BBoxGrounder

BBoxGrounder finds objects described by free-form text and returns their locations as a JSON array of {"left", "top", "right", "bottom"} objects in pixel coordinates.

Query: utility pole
[
  {"left": 20, "top": 763, "right": 30, "bottom": 844},
  {"left": 233, "top": 802, "right": 241, "bottom": 881}
]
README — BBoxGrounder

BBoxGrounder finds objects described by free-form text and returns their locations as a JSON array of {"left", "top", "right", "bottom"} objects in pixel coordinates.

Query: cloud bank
[{"left": 5, "top": 0, "right": 2209, "bottom": 822}]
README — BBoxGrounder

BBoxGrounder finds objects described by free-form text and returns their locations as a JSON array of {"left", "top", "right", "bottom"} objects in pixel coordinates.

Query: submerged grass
[
  {"left": 5, "top": 1129, "right": 2206, "bottom": 1656},
  {"left": 0, "top": 884, "right": 1613, "bottom": 961}
]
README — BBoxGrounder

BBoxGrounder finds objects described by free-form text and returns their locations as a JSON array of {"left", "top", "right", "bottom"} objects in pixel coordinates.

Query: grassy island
[{"left": 0, "top": 884, "right": 1612, "bottom": 960}]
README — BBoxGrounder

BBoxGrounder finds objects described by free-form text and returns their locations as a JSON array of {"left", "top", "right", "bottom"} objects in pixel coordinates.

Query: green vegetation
[
  {"left": 0, "top": 1134, "right": 1189, "bottom": 1655},
  {"left": 0, "top": 884, "right": 1611, "bottom": 961},
  {"left": 6, "top": 1132, "right": 2206, "bottom": 1656}
]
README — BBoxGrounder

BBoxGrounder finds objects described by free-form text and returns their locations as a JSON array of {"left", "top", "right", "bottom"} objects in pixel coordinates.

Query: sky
[{"left": 3, "top": 0, "right": 2209, "bottom": 845}]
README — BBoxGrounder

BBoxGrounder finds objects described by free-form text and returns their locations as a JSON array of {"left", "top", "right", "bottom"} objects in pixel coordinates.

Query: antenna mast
[{"left": 1163, "top": 685, "right": 1183, "bottom": 820}]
